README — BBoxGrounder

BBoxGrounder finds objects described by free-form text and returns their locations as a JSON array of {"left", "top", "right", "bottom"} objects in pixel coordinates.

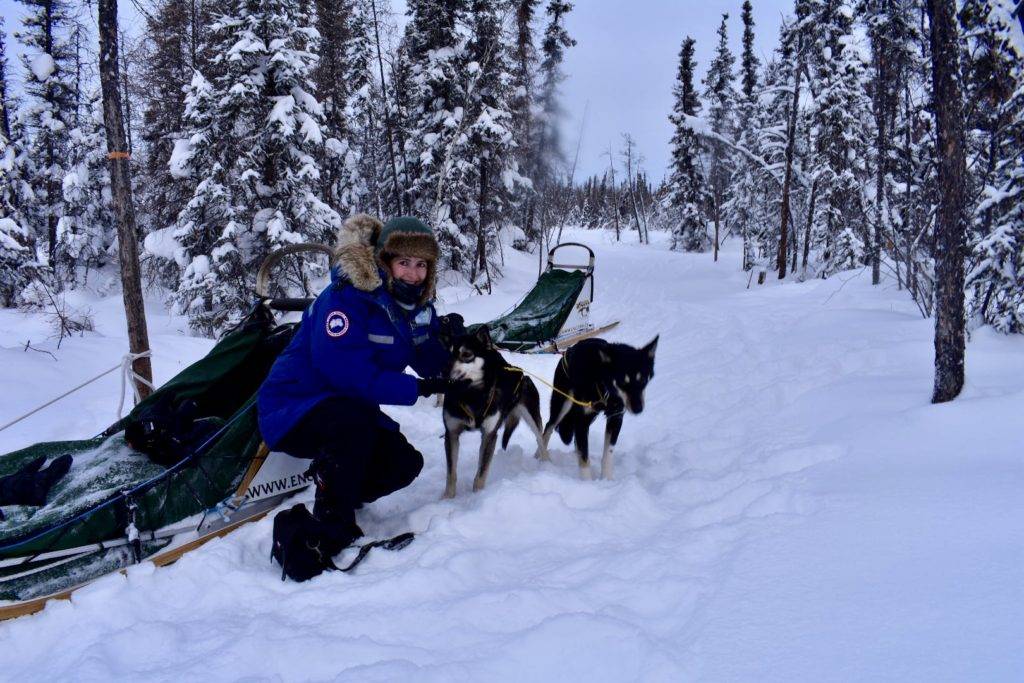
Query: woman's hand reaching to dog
[{"left": 417, "top": 377, "right": 470, "bottom": 397}]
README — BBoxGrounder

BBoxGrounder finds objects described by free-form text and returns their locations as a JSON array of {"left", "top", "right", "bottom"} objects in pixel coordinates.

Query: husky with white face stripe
[
  {"left": 542, "top": 336, "right": 658, "bottom": 481},
  {"left": 442, "top": 326, "right": 549, "bottom": 498}
]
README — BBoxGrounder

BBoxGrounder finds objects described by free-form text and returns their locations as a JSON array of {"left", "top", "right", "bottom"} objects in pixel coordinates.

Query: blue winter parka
[{"left": 257, "top": 265, "right": 449, "bottom": 449}]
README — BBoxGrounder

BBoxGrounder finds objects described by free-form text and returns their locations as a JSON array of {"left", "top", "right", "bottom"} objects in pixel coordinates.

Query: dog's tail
[{"left": 501, "top": 412, "right": 520, "bottom": 450}]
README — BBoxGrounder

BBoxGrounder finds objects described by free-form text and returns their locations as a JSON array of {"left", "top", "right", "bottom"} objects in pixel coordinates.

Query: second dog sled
[{"left": 479, "top": 242, "right": 619, "bottom": 353}]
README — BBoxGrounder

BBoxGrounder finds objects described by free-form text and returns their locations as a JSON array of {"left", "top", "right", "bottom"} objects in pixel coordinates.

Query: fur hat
[
  {"left": 332, "top": 214, "right": 438, "bottom": 305},
  {"left": 375, "top": 216, "right": 439, "bottom": 305}
]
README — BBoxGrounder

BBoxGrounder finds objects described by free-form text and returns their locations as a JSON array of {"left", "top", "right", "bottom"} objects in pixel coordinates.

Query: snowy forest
[
  {"left": 0, "top": 0, "right": 1021, "bottom": 342},
  {"left": 2, "top": 1, "right": 1024, "bottom": 670}
]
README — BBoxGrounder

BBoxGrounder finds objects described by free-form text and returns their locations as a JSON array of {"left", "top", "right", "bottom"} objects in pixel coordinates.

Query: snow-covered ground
[{"left": 1, "top": 229, "right": 1022, "bottom": 681}]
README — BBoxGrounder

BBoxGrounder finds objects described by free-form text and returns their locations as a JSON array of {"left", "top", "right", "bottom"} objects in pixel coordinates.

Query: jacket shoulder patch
[{"left": 325, "top": 310, "right": 350, "bottom": 338}]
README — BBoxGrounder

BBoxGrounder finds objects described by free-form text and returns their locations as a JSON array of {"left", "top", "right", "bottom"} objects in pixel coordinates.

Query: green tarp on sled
[
  {"left": 0, "top": 311, "right": 292, "bottom": 564},
  {"left": 480, "top": 269, "right": 587, "bottom": 351}
]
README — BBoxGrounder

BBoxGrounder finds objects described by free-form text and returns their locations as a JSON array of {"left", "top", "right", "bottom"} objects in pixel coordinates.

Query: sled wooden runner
[
  {"left": 538, "top": 321, "right": 621, "bottom": 354},
  {"left": 0, "top": 507, "right": 272, "bottom": 622}
]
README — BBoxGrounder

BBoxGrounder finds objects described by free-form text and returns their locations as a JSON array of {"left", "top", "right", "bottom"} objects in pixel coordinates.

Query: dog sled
[
  {"left": 0, "top": 246, "right": 337, "bottom": 621},
  {"left": 479, "top": 243, "right": 618, "bottom": 353}
]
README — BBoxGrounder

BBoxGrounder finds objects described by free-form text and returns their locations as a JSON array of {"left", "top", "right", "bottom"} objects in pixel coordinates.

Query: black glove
[
  {"left": 418, "top": 377, "right": 474, "bottom": 397},
  {"left": 0, "top": 454, "right": 73, "bottom": 508},
  {"left": 417, "top": 377, "right": 453, "bottom": 397}
]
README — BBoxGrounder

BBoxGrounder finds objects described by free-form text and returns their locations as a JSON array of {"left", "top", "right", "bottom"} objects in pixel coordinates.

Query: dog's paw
[
  {"left": 534, "top": 449, "right": 551, "bottom": 462},
  {"left": 579, "top": 465, "right": 594, "bottom": 481},
  {"left": 442, "top": 487, "right": 456, "bottom": 500},
  {"left": 472, "top": 478, "right": 487, "bottom": 493}
]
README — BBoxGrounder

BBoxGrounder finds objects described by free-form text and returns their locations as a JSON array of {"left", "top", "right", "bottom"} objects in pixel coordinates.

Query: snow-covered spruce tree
[
  {"left": 861, "top": 0, "right": 918, "bottom": 285},
  {"left": 465, "top": 0, "right": 523, "bottom": 284},
  {"left": 344, "top": 0, "right": 388, "bottom": 216},
  {"left": 701, "top": 13, "right": 737, "bottom": 260},
  {"left": 171, "top": 71, "right": 233, "bottom": 334},
  {"left": 739, "top": 1, "right": 760, "bottom": 102},
  {"left": 139, "top": 0, "right": 212, "bottom": 287},
  {"left": 315, "top": 0, "right": 364, "bottom": 215},
  {"left": 722, "top": 2, "right": 762, "bottom": 267},
  {"left": 388, "top": 32, "right": 417, "bottom": 214},
  {"left": 0, "top": 18, "right": 35, "bottom": 307},
  {"left": 666, "top": 36, "right": 708, "bottom": 252},
  {"left": 56, "top": 95, "right": 115, "bottom": 283},
  {"left": 403, "top": 0, "right": 475, "bottom": 273},
  {"left": 884, "top": 0, "right": 935, "bottom": 312},
  {"left": 766, "top": 2, "right": 814, "bottom": 278},
  {"left": 808, "top": 0, "right": 873, "bottom": 276},
  {"left": 171, "top": 0, "right": 339, "bottom": 335},
  {"left": 15, "top": 0, "right": 77, "bottom": 270},
  {"left": 511, "top": 0, "right": 539, "bottom": 241},
  {"left": 533, "top": 0, "right": 575, "bottom": 201},
  {"left": 968, "top": 154, "right": 1023, "bottom": 333},
  {"left": 961, "top": 0, "right": 1024, "bottom": 332}
]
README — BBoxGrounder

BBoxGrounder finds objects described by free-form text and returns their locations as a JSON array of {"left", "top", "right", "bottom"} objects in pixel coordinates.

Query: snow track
[{"left": 1, "top": 229, "right": 1021, "bottom": 681}]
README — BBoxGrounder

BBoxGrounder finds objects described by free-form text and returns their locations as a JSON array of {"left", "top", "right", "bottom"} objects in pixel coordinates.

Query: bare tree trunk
[
  {"left": 713, "top": 200, "right": 720, "bottom": 262},
  {"left": 777, "top": 30, "right": 804, "bottom": 279},
  {"left": 635, "top": 177, "right": 650, "bottom": 245},
  {"left": 621, "top": 135, "right": 644, "bottom": 243},
  {"left": 99, "top": 0, "right": 152, "bottom": 400},
  {"left": 802, "top": 176, "right": 818, "bottom": 271},
  {"left": 604, "top": 145, "right": 619, "bottom": 241},
  {"left": 120, "top": 30, "right": 133, "bottom": 155},
  {"left": 474, "top": 157, "right": 489, "bottom": 284},
  {"left": 926, "top": 0, "right": 967, "bottom": 404},
  {"left": 870, "top": 26, "right": 888, "bottom": 286}
]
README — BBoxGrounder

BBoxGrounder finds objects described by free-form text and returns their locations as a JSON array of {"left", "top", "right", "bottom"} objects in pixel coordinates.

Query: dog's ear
[
  {"left": 643, "top": 335, "right": 659, "bottom": 361},
  {"left": 475, "top": 325, "right": 493, "bottom": 348}
]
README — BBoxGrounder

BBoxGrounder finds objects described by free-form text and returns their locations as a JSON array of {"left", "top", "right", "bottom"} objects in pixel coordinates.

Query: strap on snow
[{"left": 338, "top": 532, "right": 415, "bottom": 573}]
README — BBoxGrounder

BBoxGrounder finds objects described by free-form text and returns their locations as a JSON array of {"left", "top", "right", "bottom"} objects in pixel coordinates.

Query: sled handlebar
[
  {"left": 548, "top": 242, "right": 596, "bottom": 301},
  {"left": 256, "top": 243, "right": 335, "bottom": 299},
  {"left": 547, "top": 242, "right": 595, "bottom": 273},
  {"left": 264, "top": 297, "right": 314, "bottom": 312}
]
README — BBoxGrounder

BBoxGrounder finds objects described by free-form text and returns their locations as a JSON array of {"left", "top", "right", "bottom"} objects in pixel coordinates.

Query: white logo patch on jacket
[{"left": 325, "top": 310, "right": 350, "bottom": 337}]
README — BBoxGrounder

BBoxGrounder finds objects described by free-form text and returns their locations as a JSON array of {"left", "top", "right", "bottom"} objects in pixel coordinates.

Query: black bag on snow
[{"left": 271, "top": 504, "right": 339, "bottom": 582}]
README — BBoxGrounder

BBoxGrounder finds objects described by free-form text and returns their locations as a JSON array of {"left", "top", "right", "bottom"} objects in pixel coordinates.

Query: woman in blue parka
[{"left": 258, "top": 214, "right": 456, "bottom": 553}]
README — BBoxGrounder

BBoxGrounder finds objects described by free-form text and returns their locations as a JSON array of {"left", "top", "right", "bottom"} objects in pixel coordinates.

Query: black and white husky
[
  {"left": 442, "top": 326, "right": 549, "bottom": 498},
  {"left": 542, "top": 337, "right": 658, "bottom": 481}
]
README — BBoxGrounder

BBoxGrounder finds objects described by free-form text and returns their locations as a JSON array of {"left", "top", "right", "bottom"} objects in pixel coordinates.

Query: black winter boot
[{"left": 308, "top": 461, "right": 364, "bottom": 557}]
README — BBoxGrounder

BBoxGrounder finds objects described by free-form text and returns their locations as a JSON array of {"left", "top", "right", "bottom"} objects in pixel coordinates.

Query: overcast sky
[
  {"left": 560, "top": 0, "right": 792, "bottom": 182},
  {"left": 1, "top": 0, "right": 795, "bottom": 183}
]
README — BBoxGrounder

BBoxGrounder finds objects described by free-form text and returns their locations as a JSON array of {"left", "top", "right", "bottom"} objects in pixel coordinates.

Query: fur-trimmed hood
[{"left": 332, "top": 213, "right": 437, "bottom": 305}]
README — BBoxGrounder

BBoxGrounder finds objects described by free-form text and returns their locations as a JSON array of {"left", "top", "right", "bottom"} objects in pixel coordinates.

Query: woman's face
[{"left": 389, "top": 255, "right": 428, "bottom": 286}]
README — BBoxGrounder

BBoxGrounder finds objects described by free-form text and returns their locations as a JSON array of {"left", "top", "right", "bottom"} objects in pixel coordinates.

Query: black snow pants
[{"left": 276, "top": 396, "right": 423, "bottom": 532}]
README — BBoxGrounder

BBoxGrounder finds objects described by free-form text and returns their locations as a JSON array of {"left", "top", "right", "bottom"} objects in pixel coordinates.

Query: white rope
[
  {"left": 117, "top": 350, "right": 154, "bottom": 419},
  {"left": 0, "top": 349, "right": 154, "bottom": 434}
]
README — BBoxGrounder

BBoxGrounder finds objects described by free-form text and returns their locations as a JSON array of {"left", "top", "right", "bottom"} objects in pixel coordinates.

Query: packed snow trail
[{"left": 1, "top": 229, "right": 1021, "bottom": 681}]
